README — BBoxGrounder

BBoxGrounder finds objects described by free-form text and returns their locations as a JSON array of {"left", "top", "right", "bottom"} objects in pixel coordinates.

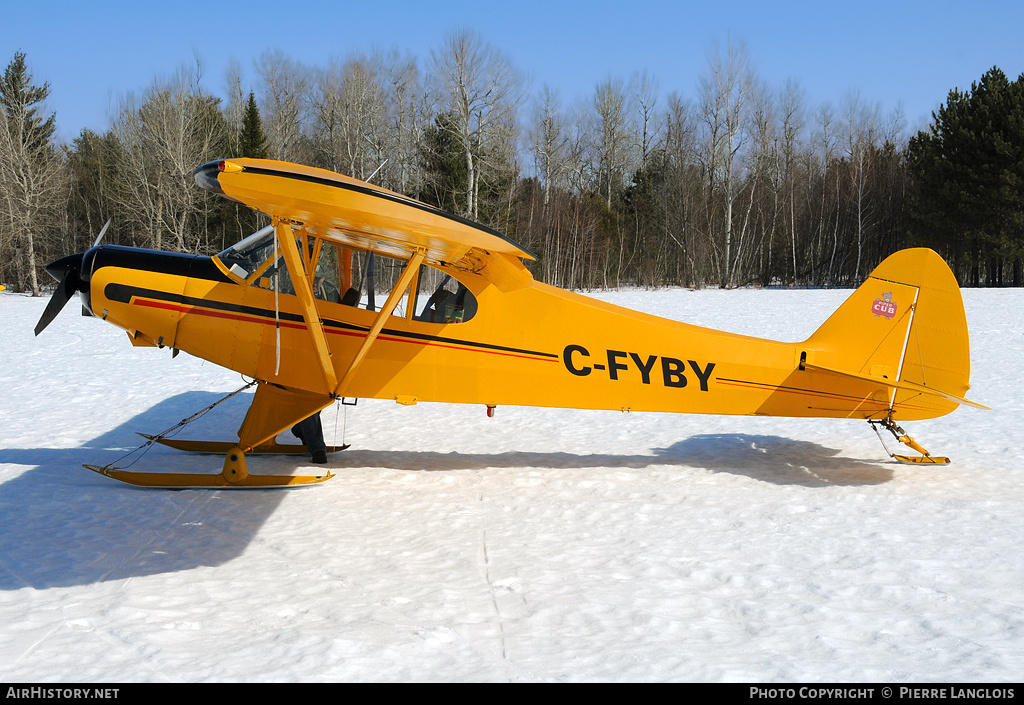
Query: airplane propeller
[
  {"left": 34, "top": 252, "right": 85, "bottom": 336},
  {"left": 33, "top": 219, "right": 109, "bottom": 336}
]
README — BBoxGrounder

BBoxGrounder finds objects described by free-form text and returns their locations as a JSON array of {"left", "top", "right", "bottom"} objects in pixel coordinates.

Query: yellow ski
[{"left": 83, "top": 463, "right": 334, "bottom": 488}]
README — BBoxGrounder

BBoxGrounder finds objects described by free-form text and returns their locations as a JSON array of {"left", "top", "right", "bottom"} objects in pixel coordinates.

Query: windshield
[{"left": 216, "top": 225, "right": 276, "bottom": 278}]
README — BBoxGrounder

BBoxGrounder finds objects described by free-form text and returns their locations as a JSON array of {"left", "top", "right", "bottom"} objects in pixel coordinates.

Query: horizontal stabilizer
[{"left": 803, "top": 361, "right": 989, "bottom": 410}]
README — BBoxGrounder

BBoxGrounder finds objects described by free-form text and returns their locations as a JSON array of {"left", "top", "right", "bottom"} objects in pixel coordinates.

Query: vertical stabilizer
[{"left": 804, "top": 248, "right": 972, "bottom": 420}]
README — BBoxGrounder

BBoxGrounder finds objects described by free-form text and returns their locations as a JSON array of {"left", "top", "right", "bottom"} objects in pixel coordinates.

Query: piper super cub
[{"left": 34, "top": 158, "right": 986, "bottom": 487}]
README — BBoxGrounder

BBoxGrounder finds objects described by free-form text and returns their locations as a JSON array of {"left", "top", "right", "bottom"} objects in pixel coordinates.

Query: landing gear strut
[{"left": 869, "top": 416, "right": 950, "bottom": 465}]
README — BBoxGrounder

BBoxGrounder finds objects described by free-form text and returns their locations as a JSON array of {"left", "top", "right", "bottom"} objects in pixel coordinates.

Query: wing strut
[
  {"left": 275, "top": 218, "right": 338, "bottom": 394},
  {"left": 335, "top": 250, "right": 425, "bottom": 398}
]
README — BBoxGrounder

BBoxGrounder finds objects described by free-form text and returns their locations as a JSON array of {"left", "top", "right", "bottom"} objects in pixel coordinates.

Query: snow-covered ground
[{"left": 0, "top": 285, "right": 1020, "bottom": 682}]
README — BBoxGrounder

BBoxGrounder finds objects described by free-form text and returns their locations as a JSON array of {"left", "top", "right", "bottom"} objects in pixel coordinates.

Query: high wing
[{"left": 194, "top": 158, "right": 535, "bottom": 269}]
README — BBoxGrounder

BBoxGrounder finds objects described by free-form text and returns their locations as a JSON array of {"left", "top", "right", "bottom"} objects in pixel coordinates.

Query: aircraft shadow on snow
[
  {"left": 342, "top": 435, "right": 894, "bottom": 486},
  {"left": 0, "top": 392, "right": 892, "bottom": 590}
]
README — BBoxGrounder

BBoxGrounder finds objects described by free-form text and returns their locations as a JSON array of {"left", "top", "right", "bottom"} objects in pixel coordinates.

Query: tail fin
[{"left": 802, "top": 248, "right": 983, "bottom": 420}]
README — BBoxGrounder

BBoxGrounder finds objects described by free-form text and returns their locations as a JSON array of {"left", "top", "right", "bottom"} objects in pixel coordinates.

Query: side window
[
  {"left": 414, "top": 267, "right": 477, "bottom": 324},
  {"left": 246, "top": 235, "right": 338, "bottom": 301},
  {"left": 328, "top": 253, "right": 477, "bottom": 324},
  {"left": 312, "top": 244, "right": 342, "bottom": 303},
  {"left": 221, "top": 231, "right": 478, "bottom": 324},
  {"left": 251, "top": 249, "right": 295, "bottom": 296},
  {"left": 329, "top": 250, "right": 404, "bottom": 313}
]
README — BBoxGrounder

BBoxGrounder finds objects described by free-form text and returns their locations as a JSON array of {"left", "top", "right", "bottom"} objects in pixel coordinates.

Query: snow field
[{"left": 0, "top": 286, "right": 1021, "bottom": 681}]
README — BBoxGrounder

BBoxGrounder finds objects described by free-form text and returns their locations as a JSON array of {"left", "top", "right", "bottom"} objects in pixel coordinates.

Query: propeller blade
[
  {"left": 92, "top": 218, "right": 112, "bottom": 247},
  {"left": 35, "top": 252, "right": 85, "bottom": 336},
  {"left": 34, "top": 270, "right": 78, "bottom": 336}
]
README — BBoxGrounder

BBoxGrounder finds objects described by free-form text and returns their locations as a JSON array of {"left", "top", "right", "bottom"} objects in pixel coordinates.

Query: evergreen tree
[
  {"left": 230, "top": 91, "right": 268, "bottom": 239},
  {"left": 909, "top": 67, "right": 1024, "bottom": 285},
  {"left": 66, "top": 128, "right": 125, "bottom": 250},
  {"left": 238, "top": 91, "right": 268, "bottom": 159},
  {"left": 419, "top": 110, "right": 518, "bottom": 232},
  {"left": 0, "top": 51, "right": 63, "bottom": 294},
  {"left": 0, "top": 52, "right": 55, "bottom": 154},
  {"left": 419, "top": 111, "right": 468, "bottom": 215}
]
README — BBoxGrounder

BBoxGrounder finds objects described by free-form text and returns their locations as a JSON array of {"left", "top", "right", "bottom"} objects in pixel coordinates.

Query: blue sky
[{"left": 5, "top": 0, "right": 1023, "bottom": 144}]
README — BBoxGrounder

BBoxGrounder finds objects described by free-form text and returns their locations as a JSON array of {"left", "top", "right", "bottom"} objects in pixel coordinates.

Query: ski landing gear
[
  {"left": 868, "top": 416, "right": 950, "bottom": 465},
  {"left": 82, "top": 382, "right": 343, "bottom": 488},
  {"left": 85, "top": 449, "right": 335, "bottom": 488}
]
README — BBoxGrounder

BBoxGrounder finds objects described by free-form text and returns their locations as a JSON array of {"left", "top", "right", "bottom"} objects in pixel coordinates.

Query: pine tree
[
  {"left": 231, "top": 91, "right": 268, "bottom": 238},
  {"left": 0, "top": 51, "right": 63, "bottom": 295},
  {"left": 419, "top": 111, "right": 468, "bottom": 215},
  {"left": 238, "top": 92, "right": 268, "bottom": 159},
  {"left": 0, "top": 52, "right": 55, "bottom": 153},
  {"left": 909, "top": 67, "right": 1024, "bottom": 285}
]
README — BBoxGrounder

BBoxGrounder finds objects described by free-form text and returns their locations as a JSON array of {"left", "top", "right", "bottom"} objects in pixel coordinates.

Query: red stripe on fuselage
[
  {"left": 130, "top": 296, "right": 557, "bottom": 363},
  {"left": 133, "top": 297, "right": 307, "bottom": 330}
]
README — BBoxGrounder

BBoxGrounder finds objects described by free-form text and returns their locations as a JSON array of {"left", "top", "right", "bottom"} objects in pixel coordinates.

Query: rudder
[{"left": 803, "top": 248, "right": 974, "bottom": 420}]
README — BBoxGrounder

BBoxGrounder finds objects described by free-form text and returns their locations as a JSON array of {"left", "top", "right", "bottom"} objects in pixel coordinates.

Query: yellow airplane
[{"left": 35, "top": 158, "right": 986, "bottom": 487}]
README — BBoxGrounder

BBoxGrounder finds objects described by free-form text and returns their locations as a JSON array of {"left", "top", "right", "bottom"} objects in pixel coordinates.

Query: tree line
[{"left": 2, "top": 34, "right": 1022, "bottom": 297}]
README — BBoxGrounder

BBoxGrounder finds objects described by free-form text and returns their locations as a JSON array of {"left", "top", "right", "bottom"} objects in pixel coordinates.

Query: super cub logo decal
[
  {"left": 872, "top": 292, "right": 897, "bottom": 319},
  {"left": 563, "top": 344, "right": 716, "bottom": 391}
]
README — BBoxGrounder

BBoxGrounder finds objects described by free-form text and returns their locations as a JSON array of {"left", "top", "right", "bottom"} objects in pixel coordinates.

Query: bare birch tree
[
  {"left": 223, "top": 58, "right": 247, "bottom": 152},
  {"left": 842, "top": 90, "right": 882, "bottom": 280},
  {"left": 378, "top": 50, "right": 422, "bottom": 193},
  {"left": 309, "top": 53, "right": 394, "bottom": 181},
  {"left": 428, "top": 29, "right": 525, "bottom": 220},
  {"left": 256, "top": 50, "right": 309, "bottom": 162},
  {"left": 591, "top": 76, "right": 631, "bottom": 209},
  {"left": 0, "top": 52, "right": 66, "bottom": 294},
  {"left": 112, "top": 63, "right": 227, "bottom": 252},
  {"left": 529, "top": 84, "right": 569, "bottom": 207},
  {"left": 631, "top": 70, "right": 660, "bottom": 172},
  {"left": 778, "top": 79, "right": 806, "bottom": 283},
  {"left": 660, "top": 92, "right": 701, "bottom": 284},
  {"left": 698, "top": 38, "right": 755, "bottom": 287}
]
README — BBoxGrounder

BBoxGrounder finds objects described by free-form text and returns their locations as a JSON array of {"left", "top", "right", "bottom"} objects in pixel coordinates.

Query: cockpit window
[
  {"left": 352, "top": 256, "right": 477, "bottom": 324},
  {"left": 216, "top": 225, "right": 276, "bottom": 279},
  {"left": 219, "top": 229, "right": 476, "bottom": 323},
  {"left": 218, "top": 227, "right": 319, "bottom": 298},
  {"left": 311, "top": 244, "right": 342, "bottom": 303},
  {"left": 414, "top": 273, "right": 476, "bottom": 323}
]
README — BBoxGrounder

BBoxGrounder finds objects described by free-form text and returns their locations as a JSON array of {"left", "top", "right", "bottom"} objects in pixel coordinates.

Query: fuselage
[{"left": 78, "top": 240, "right": 951, "bottom": 423}]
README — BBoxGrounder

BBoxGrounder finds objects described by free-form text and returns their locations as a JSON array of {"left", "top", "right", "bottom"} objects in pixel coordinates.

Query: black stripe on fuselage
[
  {"left": 104, "top": 283, "right": 558, "bottom": 360},
  {"left": 104, "top": 283, "right": 306, "bottom": 324}
]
